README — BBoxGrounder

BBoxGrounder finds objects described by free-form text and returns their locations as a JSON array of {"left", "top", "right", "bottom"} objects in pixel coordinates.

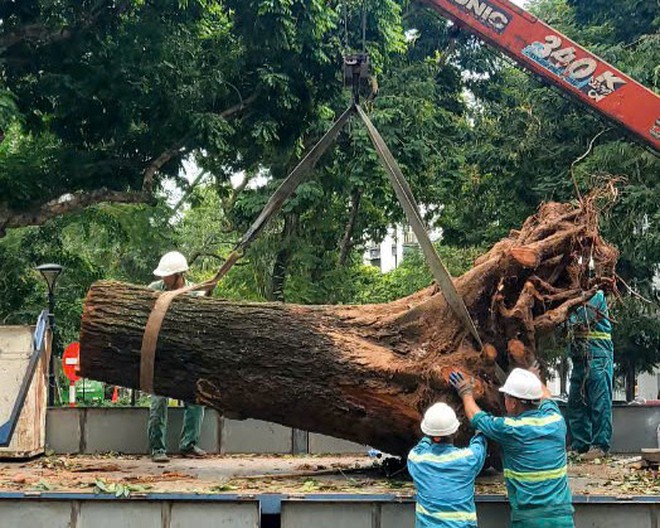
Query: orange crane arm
[{"left": 420, "top": 0, "right": 660, "bottom": 151}]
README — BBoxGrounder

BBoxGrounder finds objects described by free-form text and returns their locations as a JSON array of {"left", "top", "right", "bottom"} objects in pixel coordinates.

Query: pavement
[{"left": 0, "top": 453, "right": 657, "bottom": 497}]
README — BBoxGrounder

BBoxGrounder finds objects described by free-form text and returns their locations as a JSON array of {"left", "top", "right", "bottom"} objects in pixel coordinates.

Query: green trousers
[
  {"left": 511, "top": 504, "right": 575, "bottom": 528},
  {"left": 567, "top": 354, "right": 613, "bottom": 453},
  {"left": 148, "top": 396, "right": 204, "bottom": 454}
]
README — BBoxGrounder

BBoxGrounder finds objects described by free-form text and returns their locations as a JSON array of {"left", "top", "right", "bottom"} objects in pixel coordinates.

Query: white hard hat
[
  {"left": 153, "top": 251, "right": 189, "bottom": 277},
  {"left": 421, "top": 402, "right": 460, "bottom": 437},
  {"left": 499, "top": 368, "right": 543, "bottom": 401}
]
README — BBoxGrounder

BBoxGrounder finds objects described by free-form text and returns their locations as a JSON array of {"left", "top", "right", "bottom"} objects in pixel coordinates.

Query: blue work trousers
[{"left": 567, "top": 354, "right": 613, "bottom": 453}]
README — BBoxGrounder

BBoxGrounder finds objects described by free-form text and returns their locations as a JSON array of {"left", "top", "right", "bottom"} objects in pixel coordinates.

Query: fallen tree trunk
[{"left": 80, "top": 199, "right": 618, "bottom": 455}]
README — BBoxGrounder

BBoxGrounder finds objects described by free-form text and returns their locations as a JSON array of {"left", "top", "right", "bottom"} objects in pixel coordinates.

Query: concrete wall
[
  {"left": 281, "top": 499, "right": 660, "bottom": 528},
  {"left": 638, "top": 371, "right": 660, "bottom": 401},
  {"left": 46, "top": 408, "right": 365, "bottom": 455},
  {"left": 46, "top": 407, "right": 221, "bottom": 455},
  {"left": 556, "top": 403, "right": 660, "bottom": 454},
  {"left": 0, "top": 498, "right": 259, "bottom": 528},
  {"left": 1, "top": 495, "right": 658, "bottom": 528},
  {"left": 46, "top": 405, "right": 659, "bottom": 456}
]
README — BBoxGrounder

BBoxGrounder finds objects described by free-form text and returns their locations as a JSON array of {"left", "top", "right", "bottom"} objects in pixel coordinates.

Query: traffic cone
[{"left": 111, "top": 386, "right": 119, "bottom": 403}]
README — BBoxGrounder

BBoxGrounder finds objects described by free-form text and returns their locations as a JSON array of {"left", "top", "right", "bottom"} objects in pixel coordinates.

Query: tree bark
[
  {"left": 79, "top": 199, "right": 618, "bottom": 455},
  {"left": 0, "top": 190, "right": 153, "bottom": 237}
]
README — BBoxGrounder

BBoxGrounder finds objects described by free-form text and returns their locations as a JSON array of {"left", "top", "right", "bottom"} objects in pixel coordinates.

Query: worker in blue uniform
[
  {"left": 407, "top": 402, "right": 487, "bottom": 527},
  {"left": 566, "top": 287, "right": 613, "bottom": 460},
  {"left": 450, "top": 368, "right": 574, "bottom": 528}
]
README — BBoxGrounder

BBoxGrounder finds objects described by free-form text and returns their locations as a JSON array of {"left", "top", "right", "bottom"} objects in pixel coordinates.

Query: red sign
[{"left": 62, "top": 342, "right": 81, "bottom": 383}]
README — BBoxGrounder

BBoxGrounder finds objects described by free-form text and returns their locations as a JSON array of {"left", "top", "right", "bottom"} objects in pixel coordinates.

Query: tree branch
[
  {"left": 171, "top": 170, "right": 209, "bottom": 214},
  {"left": 0, "top": 92, "right": 259, "bottom": 236},
  {"left": 141, "top": 140, "right": 189, "bottom": 193},
  {"left": 221, "top": 171, "right": 250, "bottom": 212},
  {"left": 0, "top": 1, "right": 132, "bottom": 50},
  {"left": 0, "top": 24, "right": 73, "bottom": 49},
  {"left": 338, "top": 187, "right": 362, "bottom": 266},
  {"left": 141, "top": 93, "right": 258, "bottom": 193},
  {"left": 0, "top": 189, "right": 153, "bottom": 236},
  {"left": 218, "top": 93, "right": 258, "bottom": 119},
  {"left": 570, "top": 128, "right": 611, "bottom": 200}
]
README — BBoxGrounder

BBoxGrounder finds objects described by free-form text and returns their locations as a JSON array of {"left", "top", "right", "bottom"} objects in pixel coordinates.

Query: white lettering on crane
[
  {"left": 522, "top": 34, "right": 628, "bottom": 103},
  {"left": 449, "top": 0, "right": 511, "bottom": 33},
  {"left": 585, "top": 70, "right": 627, "bottom": 101},
  {"left": 596, "top": 71, "right": 626, "bottom": 92}
]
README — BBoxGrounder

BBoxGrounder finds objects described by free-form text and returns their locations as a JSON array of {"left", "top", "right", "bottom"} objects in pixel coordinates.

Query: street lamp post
[{"left": 35, "top": 263, "right": 63, "bottom": 406}]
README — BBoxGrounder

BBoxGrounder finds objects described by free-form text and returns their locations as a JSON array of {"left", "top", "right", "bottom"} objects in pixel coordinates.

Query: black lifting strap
[{"left": 139, "top": 101, "right": 496, "bottom": 394}]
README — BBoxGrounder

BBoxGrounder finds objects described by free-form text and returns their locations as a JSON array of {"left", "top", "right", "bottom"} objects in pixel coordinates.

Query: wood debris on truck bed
[{"left": 1, "top": 454, "right": 659, "bottom": 498}]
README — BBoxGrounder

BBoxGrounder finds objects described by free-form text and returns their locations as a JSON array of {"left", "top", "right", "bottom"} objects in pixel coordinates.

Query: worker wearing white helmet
[
  {"left": 147, "top": 251, "right": 207, "bottom": 463},
  {"left": 450, "top": 368, "right": 574, "bottom": 528},
  {"left": 407, "top": 402, "right": 487, "bottom": 527},
  {"left": 152, "top": 250, "right": 190, "bottom": 286}
]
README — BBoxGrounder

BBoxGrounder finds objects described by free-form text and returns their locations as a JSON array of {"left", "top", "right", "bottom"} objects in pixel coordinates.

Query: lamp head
[{"left": 35, "top": 263, "right": 64, "bottom": 294}]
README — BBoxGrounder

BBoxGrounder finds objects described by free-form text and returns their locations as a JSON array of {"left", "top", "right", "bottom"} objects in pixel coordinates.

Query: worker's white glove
[{"left": 449, "top": 371, "right": 475, "bottom": 398}]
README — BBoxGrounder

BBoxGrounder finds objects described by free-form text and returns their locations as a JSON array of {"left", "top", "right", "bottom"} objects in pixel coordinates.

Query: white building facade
[{"left": 363, "top": 224, "right": 442, "bottom": 272}]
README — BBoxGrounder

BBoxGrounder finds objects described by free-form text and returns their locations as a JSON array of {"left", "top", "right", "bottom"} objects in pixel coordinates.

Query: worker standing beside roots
[
  {"left": 566, "top": 288, "right": 614, "bottom": 460},
  {"left": 408, "top": 402, "right": 487, "bottom": 527},
  {"left": 147, "top": 251, "right": 206, "bottom": 463},
  {"left": 450, "top": 369, "right": 574, "bottom": 528}
]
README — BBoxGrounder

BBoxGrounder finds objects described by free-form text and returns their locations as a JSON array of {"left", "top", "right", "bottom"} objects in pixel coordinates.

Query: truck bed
[{"left": 0, "top": 454, "right": 656, "bottom": 497}]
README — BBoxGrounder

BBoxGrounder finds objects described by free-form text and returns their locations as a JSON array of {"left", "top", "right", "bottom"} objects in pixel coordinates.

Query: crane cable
[
  {"left": 342, "top": 0, "right": 368, "bottom": 53},
  {"left": 361, "top": 0, "right": 367, "bottom": 53}
]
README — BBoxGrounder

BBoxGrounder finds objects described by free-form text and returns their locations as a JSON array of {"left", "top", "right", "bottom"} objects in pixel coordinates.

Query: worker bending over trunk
[
  {"left": 147, "top": 251, "right": 206, "bottom": 463},
  {"left": 567, "top": 288, "right": 613, "bottom": 460},
  {"left": 450, "top": 369, "right": 574, "bottom": 528},
  {"left": 408, "top": 402, "right": 487, "bottom": 527}
]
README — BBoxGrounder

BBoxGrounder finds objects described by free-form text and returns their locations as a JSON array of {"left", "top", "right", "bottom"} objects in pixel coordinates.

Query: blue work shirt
[
  {"left": 471, "top": 400, "right": 573, "bottom": 513},
  {"left": 569, "top": 290, "right": 613, "bottom": 359},
  {"left": 407, "top": 434, "right": 487, "bottom": 527}
]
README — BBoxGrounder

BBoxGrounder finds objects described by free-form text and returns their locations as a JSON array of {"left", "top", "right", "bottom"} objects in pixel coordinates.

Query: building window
[
  {"left": 367, "top": 247, "right": 381, "bottom": 269},
  {"left": 403, "top": 226, "right": 417, "bottom": 246}
]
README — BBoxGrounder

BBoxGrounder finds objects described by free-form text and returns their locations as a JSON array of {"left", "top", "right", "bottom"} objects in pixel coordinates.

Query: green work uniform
[
  {"left": 147, "top": 279, "right": 205, "bottom": 455},
  {"left": 471, "top": 400, "right": 574, "bottom": 528},
  {"left": 567, "top": 290, "right": 613, "bottom": 453}
]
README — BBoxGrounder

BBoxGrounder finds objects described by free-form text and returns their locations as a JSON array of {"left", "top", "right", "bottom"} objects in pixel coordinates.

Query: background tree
[{"left": 0, "top": 0, "right": 343, "bottom": 234}]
